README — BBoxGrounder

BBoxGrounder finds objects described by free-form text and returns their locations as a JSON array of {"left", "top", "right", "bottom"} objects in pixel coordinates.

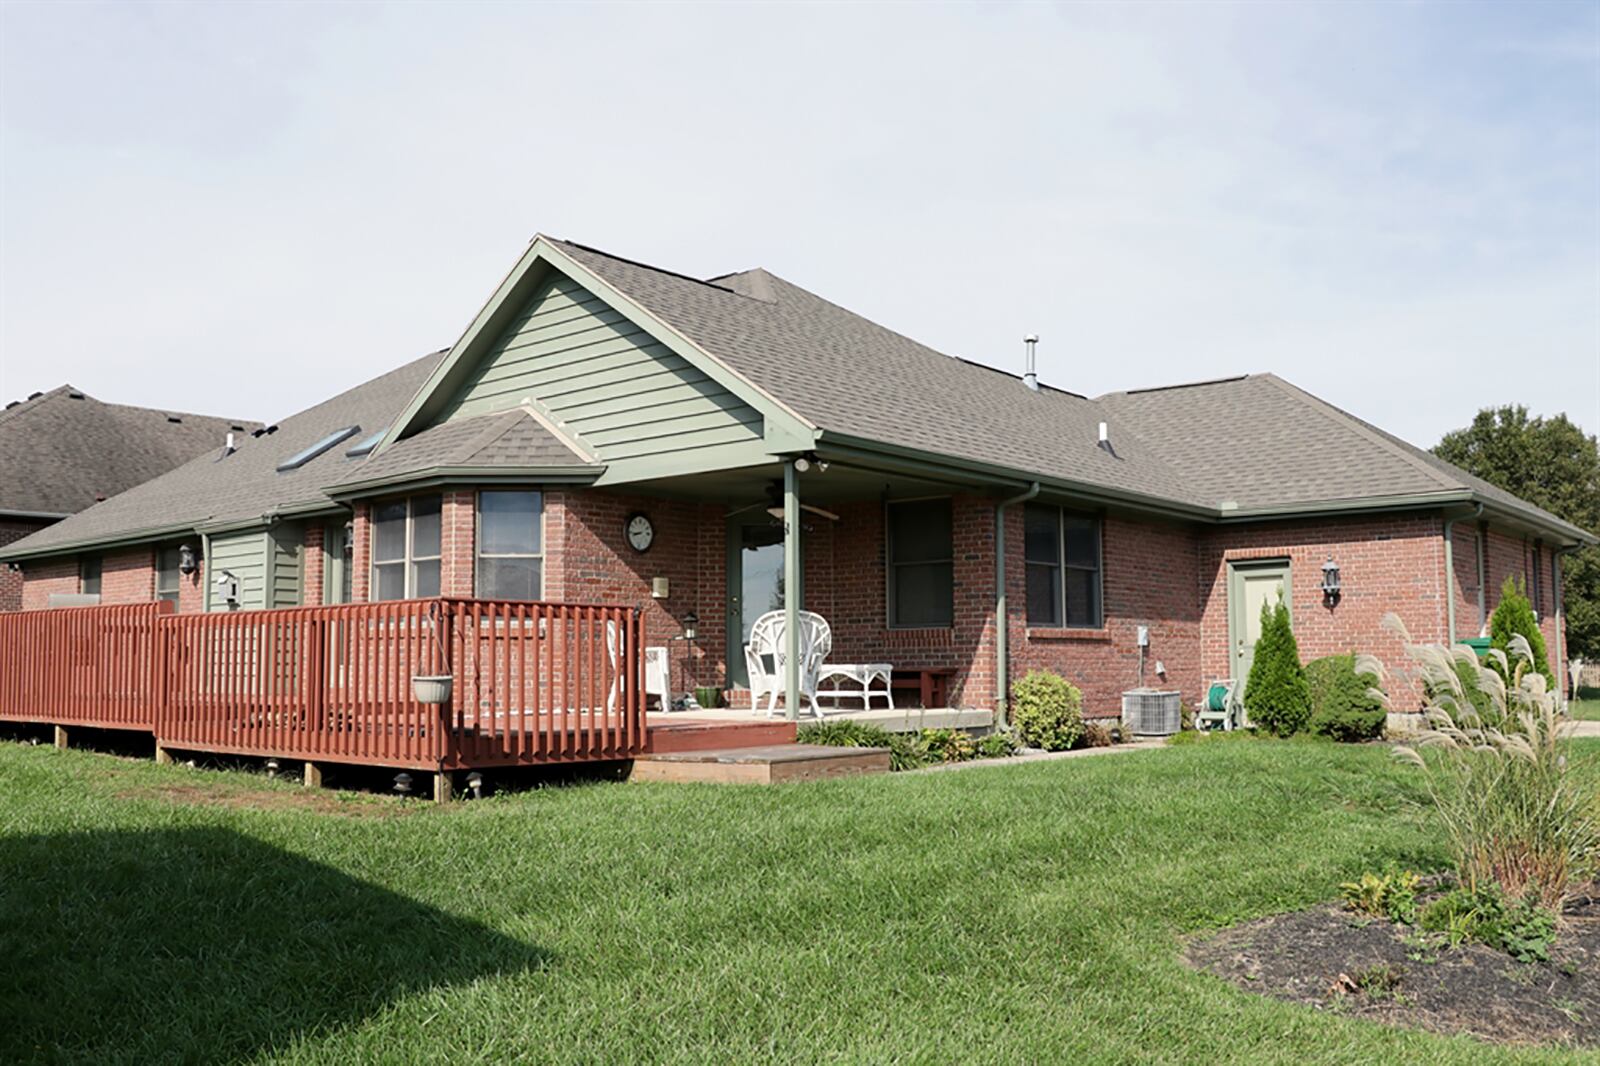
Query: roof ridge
[
  {"left": 1258, "top": 374, "right": 1459, "bottom": 493},
  {"left": 549, "top": 237, "right": 759, "bottom": 300},
  {"left": 1110, "top": 374, "right": 1251, "bottom": 398}
]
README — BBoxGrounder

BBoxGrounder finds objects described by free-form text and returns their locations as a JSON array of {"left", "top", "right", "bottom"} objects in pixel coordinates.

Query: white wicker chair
[
  {"left": 744, "top": 610, "right": 832, "bottom": 717},
  {"left": 644, "top": 646, "right": 671, "bottom": 711}
]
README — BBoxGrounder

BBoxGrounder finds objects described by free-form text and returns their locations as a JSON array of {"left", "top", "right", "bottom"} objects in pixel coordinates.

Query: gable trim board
[{"left": 377, "top": 238, "right": 817, "bottom": 471}]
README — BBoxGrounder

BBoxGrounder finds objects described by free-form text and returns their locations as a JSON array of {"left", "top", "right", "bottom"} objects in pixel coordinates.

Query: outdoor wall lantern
[
  {"left": 1320, "top": 557, "right": 1342, "bottom": 607},
  {"left": 682, "top": 610, "right": 699, "bottom": 642},
  {"left": 178, "top": 543, "right": 198, "bottom": 575}
]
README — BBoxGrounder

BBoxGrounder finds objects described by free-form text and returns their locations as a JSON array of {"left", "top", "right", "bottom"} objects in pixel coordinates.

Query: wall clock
[{"left": 625, "top": 512, "right": 655, "bottom": 553}]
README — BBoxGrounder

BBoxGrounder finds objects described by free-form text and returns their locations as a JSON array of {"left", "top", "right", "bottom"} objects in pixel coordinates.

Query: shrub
[
  {"left": 1244, "top": 597, "right": 1313, "bottom": 736},
  {"left": 1079, "top": 722, "right": 1112, "bottom": 748},
  {"left": 1420, "top": 884, "right": 1557, "bottom": 963},
  {"left": 1373, "top": 614, "right": 1600, "bottom": 910},
  {"left": 887, "top": 732, "right": 932, "bottom": 771},
  {"left": 921, "top": 728, "right": 976, "bottom": 763},
  {"left": 1489, "top": 576, "right": 1555, "bottom": 690},
  {"left": 974, "top": 731, "right": 1020, "bottom": 759},
  {"left": 1010, "top": 671, "right": 1084, "bottom": 751},
  {"left": 1339, "top": 868, "right": 1421, "bottom": 924},
  {"left": 796, "top": 720, "right": 895, "bottom": 749},
  {"left": 1306, "top": 654, "right": 1385, "bottom": 741}
]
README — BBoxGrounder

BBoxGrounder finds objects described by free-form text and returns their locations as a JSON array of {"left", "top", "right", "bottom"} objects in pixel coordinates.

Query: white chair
[
  {"left": 644, "top": 646, "right": 671, "bottom": 712},
  {"left": 744, "top": 610, "right": 832, "bottom": 718}
]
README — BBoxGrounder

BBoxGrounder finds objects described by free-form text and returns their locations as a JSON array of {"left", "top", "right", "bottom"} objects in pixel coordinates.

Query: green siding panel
[
  {"left": 266, "top": 525, "right": 303, "bottom": 609},
  {"left": 206, "top": 531, "right": 268, "bottom": 612},
  {"left": 437, "top": 273, "right": 763, "bottom": 459}
]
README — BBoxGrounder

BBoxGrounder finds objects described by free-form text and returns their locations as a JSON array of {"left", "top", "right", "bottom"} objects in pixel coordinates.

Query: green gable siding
[
  {"left": 266, "top": 525, "right": 303, "bottom": 609},
  {"left": 436, "top": 272, "right": 763, "bottom": 461},
  {"left": 206, "top": 530, "right": 268, "bottom": 611}
]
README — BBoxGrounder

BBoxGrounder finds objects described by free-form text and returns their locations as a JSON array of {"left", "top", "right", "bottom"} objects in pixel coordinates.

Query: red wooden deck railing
[
  {"left": 0, "top": 597, "right": 645, "bottom": 771},
  {"left": 0, "top": 601, "right": 174, "bottom": 730}
]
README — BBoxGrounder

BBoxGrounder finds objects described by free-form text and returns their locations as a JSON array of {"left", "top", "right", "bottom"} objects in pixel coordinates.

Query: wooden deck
[{"left": 0, "top": 600, "right": 790, "bottom": 788}]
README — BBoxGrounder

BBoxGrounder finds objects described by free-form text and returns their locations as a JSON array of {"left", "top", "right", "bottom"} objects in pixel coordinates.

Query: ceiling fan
[{"left": 725, "top": 480, "right": 840, "bottom": 522}]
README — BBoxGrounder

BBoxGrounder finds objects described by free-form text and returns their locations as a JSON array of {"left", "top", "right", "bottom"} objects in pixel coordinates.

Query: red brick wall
[
  {"left": 442, "top": 491, "right": 476, "bottom": 597},
  {"left": 1012, "top": 515, "right": 1202, "bottom": 719},
  {"left": 350, "top": 502, "right": 372, "bottom": 603},
  {"left": 22, "top": 547, "right": 157, "bottom": 610},
  {"left": 0, "top": 517, "right": 52, "bottom": 611},
  {"left": 1200, "top": 515, "right": 1447, "bottom": 712},
  {"left": 1479, "top": 527, "right": 1565, "bottom": 693},
  {"left": 304, "top": 523, "right": 326, "bottom": 606},
  {"left": 19, "top": 557, "right": 77, "bottom": 610}
]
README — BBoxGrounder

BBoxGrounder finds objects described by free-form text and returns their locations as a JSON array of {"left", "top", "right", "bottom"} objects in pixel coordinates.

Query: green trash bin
[{"left": 1460, "top": 637, "right": 1492, "bottom": 658}]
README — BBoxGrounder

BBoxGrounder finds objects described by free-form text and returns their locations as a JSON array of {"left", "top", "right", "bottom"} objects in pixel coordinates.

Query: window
[
  {"left": 887, "top": 498, "right": 953, "bottom": 628},
  {"left": 346, "top": 428, "right": 386, "bottom": 458},
  {"left": 1023, "top": 503, "right": 1102, "bottom": 628},
  {"left": 476, "top": 491, "right": 543, "bottom": 600},
  {"left": 370, "top": 495, "right": 441, "bottom": 600},
  {"left": 276, "top": 425, "right": 361, "bottom": 473},
  {"left": 79, "top": 555, "right": 101, "bottom": 597},
  {"left": 156, "top": 546, "right": 182, "bottom": 603}
]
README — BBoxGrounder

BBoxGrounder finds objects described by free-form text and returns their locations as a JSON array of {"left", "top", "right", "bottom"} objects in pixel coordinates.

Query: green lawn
[
  {"left": 1, "top": 738, "right": 1595, "bottom": 1064},
  {"left": 1571, "top": 698, "right": 1600, "bottom": 721}
]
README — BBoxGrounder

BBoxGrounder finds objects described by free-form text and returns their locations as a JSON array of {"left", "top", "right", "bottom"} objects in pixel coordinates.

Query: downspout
[
  {"left": 1442, "top": 503, "right": 1483, "bottom": 646},
  {"left": 1554, "top": 545, "right": 1578, "bottom": 702},
  {"left": 994, "top": 481, "right": 1040, "bottom": 727},
  {"left": 1475, "top": 520, "right": 1488, "bottom": 633}
]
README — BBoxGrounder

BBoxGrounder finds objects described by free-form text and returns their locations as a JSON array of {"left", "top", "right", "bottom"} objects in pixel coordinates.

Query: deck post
[
  {"left": 433, "top": 770, "right": 452, "bottom": 804},
  {"left": 53, "top": 725, "right": 69, "bottom": 750},
  {"left": 783, "top": 459, "right": 801, "bottom": 722},
  {"left": 304, "top": 761, "right": 325, "bottom": 789},
  {"left": 155, "top": 742, "right": 174, "bottom": 765}
]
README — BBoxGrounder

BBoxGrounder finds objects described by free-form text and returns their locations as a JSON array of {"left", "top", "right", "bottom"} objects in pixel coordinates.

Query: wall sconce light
[
  {"left": 178, "top": 543, "right": 199, "bottom": 575},
  {"left": 682, "top": 610, "right": 699, "bottom": 642},
  {"left": 1320, "top": 557, "right": 1342, "bottom": 606}
]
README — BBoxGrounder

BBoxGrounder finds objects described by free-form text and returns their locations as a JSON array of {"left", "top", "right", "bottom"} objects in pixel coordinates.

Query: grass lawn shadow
[{"left": 0, "top": 826, "right": 547, "bottom": 1063}]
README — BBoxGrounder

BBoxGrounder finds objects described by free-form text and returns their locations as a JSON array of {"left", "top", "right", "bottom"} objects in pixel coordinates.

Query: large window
[
  {"left": 887, "top": 498, "right": 953, "bottom": 628},
  {"left": 476, "top": 490, "right": 544, "bottom": 600},
  {"left": 79, "top": 555, "right": 101, "bottom": 597},
  {"left": 1023, "top": 503, "right": 1102, "bottom": 628},
  {"left": 371, "top": 495, "right": 441, "bottom": 600},
  {"left": 156, "top": 546, "right": 182, "bottom": 603}
]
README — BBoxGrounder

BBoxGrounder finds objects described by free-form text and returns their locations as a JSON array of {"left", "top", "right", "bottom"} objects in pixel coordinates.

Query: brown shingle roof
[{"left": 0, "top": 385, "right": 261, "bottom": 516}]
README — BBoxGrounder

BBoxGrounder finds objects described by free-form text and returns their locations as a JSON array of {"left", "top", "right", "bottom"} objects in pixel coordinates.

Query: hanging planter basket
[{"left": 412, "top": 675, "right": 454, "bottom": 705}]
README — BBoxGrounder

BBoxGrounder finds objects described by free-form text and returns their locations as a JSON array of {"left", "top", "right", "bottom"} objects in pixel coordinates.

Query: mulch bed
[{"left": 1185, "top": 882, "right": 1600, "bottom": 1049}]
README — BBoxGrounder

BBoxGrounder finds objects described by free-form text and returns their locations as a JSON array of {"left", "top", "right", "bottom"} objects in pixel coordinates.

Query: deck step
[
  {"left": 643, "top": 717, "right": 796, "bottom": 754},
  {"left": 630, "top": 743, "right": 890, "bottom": 784}
]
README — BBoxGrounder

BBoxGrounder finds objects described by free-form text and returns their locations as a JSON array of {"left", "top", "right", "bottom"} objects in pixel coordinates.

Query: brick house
[
  {"left": 0, "top": 386, "right": 260, "bottom": 611},
  {"left": 1, "top": 236, "right": 1591, "bottom": 720}
]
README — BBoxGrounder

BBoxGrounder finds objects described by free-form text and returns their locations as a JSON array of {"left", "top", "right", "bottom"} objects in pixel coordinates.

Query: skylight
[
  {"left": 276, "top": 426, "right": 361, "bottom": 473},
  {"left": 346, "top": 428, "right": 386, "bottom": 458}
]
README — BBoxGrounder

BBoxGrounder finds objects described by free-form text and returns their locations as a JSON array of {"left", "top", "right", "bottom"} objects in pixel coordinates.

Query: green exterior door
[
  {"left": 1229, "top": 559, "right": 1291, "bottom": 688},
  {"left": 725, "top": 517, "right": 798, "bottom": 690},
  {"left": 324, "top": 521, "right": 351, "bottom": 605}
]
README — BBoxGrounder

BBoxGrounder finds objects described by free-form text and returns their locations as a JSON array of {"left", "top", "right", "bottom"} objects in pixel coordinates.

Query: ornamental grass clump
[{"left": 1366, "top": 614, "right": 1600, "bottom": 910}]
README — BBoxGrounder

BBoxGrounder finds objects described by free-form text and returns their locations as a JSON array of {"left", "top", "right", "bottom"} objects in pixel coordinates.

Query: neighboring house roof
[
  {"left": 1, "top": 236, "right": 1590, "bottom": 560},
  {"left": 0, "top": 356, "right": 445, "bottom": 554},
  {"left": 0, "top": 385, "right": 261, "bottom": 518}
]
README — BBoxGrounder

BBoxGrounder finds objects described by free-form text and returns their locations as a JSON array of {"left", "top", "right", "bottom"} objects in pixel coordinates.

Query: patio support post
[
  {"left": 994, "top": 482, "right": 1040, "bottom": 728},
  {"left": 784, "top": 460, "right": 801, "bottom": 721}
]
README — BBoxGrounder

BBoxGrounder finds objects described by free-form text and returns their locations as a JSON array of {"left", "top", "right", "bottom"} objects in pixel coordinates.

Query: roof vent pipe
[
  {"left": 1023, "top": 334, "right": 1039, "bottom": 391},
  {"left": 225, "top": 431, "right": 235, "bottom": 453},
  {"left": 1098, "top": 421, "right": 1109, "bottom": 445}
]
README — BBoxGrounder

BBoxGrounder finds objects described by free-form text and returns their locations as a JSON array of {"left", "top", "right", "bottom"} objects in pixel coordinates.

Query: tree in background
[
  {"left": 1488, "top": 576, "right": 1555, "bottom": 689},
  {"left": 1244, "top": 597, "right": 1312, "bottom": 736},
  {"left": 1434, "top": 406, "right": 1600, "bottom": 662}
]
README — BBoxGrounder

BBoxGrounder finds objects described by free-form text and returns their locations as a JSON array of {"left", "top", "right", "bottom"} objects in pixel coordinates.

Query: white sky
[{"left": 2, "top": 1, "right": 1596, "bottom": 449}]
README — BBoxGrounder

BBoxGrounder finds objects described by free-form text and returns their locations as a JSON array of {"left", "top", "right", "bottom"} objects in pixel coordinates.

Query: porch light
[
  {"left": 178, "top": 543, "right": 198, "bottom": 575},
  {"left": 1320, "top": 557, "right": 1341, "bottom": 606},
  {"left": 393, "top": 772, "right": 413, "bottom": 795},
  {"left": 682, "top": 610, "right": 699, "bottom": 642},
  {"left": 466, "top": 772, "right": 484, "bottom": 799}
]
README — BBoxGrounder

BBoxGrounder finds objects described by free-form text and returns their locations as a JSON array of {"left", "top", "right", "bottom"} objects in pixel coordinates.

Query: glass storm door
[{"left": 726, "top": 519, "right": 788, "bottom": 690}]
